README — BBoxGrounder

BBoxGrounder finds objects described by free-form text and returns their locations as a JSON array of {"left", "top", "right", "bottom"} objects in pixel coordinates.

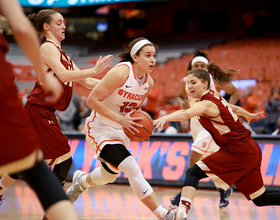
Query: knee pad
[
  {"left": 53, "top": 157, "right": 72, "bottom": 186},
  {"left": 118, "top": 156, "right": 153, "bottom": 200},
  {"left": 90, "top": 163, "right": 119, "bottom": 185},
  {"left": 100, "top": 144, "right": 131, "bottom": 168},
  {"left": 183, "top": 164, "right": 207, "bottom": 189}
]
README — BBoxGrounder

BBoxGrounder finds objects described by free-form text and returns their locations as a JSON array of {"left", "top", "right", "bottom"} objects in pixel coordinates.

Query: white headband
[
  {"left": 130, "top": 39, "right": 152, "bottom": 58},
  {"left": 191, "top": 56, "right": 209, "bottom": 66}
]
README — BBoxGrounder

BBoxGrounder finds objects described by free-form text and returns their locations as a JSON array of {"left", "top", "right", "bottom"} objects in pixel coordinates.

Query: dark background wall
[{"left": 7, "top": 0, "right": 278, "bottom": 48}]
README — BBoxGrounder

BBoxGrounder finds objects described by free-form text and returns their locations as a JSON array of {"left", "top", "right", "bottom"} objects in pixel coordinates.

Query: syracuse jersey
[{"left": 85, "top": 61, "right": 150, "bottom": 159}]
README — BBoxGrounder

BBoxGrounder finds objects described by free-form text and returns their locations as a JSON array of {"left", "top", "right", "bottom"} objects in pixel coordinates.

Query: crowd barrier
[{"left": 65, "top": 132, "right": 280, "bottom": 191}]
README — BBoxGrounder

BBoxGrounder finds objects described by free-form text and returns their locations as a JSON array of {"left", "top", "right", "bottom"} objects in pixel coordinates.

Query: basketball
[{"left": 124, "top": 110, "right": 154, "bottom": 142}]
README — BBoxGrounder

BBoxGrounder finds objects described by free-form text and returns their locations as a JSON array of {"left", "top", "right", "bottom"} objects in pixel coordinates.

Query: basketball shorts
[
  {"left": 24, "top": 103, "right": 71, "bottom": 165},
  {"left": 197, "top": 138, "right": 265, "bottom": 200},
  {"left": 85, "top": 117, "right": 130, "bottom": 161}
]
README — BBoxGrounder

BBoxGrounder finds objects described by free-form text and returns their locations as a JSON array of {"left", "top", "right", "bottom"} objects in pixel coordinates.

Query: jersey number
[{"left": 120, "top": 102, "right": 138, "bottom": 113}]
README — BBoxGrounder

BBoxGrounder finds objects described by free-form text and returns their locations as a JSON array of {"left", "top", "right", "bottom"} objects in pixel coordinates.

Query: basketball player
[
  {"left": 0, "top": 8, "right": 113, "bottom": 199},
  {"left": 66, "top": 37, "right": 183, "bottom": 220},
  {"left": 0, "top": 1, "right": 77, "bottom": 219},
  {"left": 155, "top": 68, "right": 280, "bottom": 220},
  {"left": 170, "top": 50, "right": 240, "bottom": 208}
]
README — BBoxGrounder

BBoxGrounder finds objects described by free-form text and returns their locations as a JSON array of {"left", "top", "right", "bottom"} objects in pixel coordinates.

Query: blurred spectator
[
  {"left": 240, "top": 85, "right": 263, "bottom": 128},
  {"left": 142, "top": 83, "right": 160, "bottom": 119},
  {"left": 154, "top": 109, "right": 178, "bottom": 134},
  {"left": 264, "top": 86, "right": 280, "bottom": 134},
  {"left": 241, "top": 85, "right": 260, "bottom": 113},
  {"left": 73, "top": 96, "right": 91, "bottom": 132},
  {"left": 55, "top": 92, "right": 79, "bottom": 131},
  {"left": 272, "top": 116, "right": 280, "bottom": 136},
  {"left": 177, "top": 119, "right": 191, "bottom": 134}
]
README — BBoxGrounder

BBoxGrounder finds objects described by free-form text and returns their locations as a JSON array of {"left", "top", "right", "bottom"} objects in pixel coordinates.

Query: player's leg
[
  {"left": 52, "top": 157, "right": 72, "bottom": 186},
  {"left": 178, "top": 164, "right": 208, "bottom": 219},
  {"left": 170, "top": 150, "right": 203, "bottom": 206},
  {"left": 66, "top": 161, "right": 119, "bottom": 204},
  {"left": 20, "top": 159, "right": 77, "bottom": 220},
  {"left": 100, "top": 144, "right": 183, "bottom": 220},
  {"left": 253, "top": 191, "right": 280, "bottom": 206}
]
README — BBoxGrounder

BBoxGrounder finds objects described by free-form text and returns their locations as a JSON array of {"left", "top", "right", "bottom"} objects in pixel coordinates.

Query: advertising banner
[
  {"left": 19, "top": 0, "right": 144, "bottom": 7},
  {"left": 66, "top": 133, "right": 280, "bottom": 189}
]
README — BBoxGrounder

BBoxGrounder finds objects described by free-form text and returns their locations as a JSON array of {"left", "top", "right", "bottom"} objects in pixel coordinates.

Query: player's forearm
[
  {"left": 229, "top": 104, "right": 250, "bottom": 117},
  {"left": 228, "top": 90, "right": 241, "bottom": 104},
  {"left": 163, "top": 110, "right": 191, "bottom": 122}
]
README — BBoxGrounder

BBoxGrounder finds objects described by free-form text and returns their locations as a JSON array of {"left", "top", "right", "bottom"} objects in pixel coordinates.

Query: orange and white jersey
[
  {"left": 87, "top": 61, "right": 149, "bottom": 130},
  {"left": 84, "top": 62, "right": 150, "bottom": 159}
]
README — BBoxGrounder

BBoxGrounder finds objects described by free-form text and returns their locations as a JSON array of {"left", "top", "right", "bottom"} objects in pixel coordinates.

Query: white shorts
[
  {"left": 85, "top": 118, "right": 130, "bottom": 161},
  {"left": 190, "top": 116, "right": 219, "bottom": 156}
]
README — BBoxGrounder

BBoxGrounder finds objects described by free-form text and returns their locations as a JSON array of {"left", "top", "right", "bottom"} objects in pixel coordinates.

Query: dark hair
[
  {"left": 188, "top": 69, "right": 211, "bottom": 89},
  {"left": 187, "top": 49, "right": 210, "bottom": 71},
  {"left": 207, "top": 62, "right": 239, "bottom": 85},
  {"left": 27, "top": 9, "right": 57, "bottom": 41},
  {"left": 118, "top": 37, "right": 153, "bottom": 63}
]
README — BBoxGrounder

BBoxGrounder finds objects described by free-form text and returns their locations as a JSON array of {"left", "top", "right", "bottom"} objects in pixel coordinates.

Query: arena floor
[{"left": 0, "top": 180, "right": 279, "bottom": 220}]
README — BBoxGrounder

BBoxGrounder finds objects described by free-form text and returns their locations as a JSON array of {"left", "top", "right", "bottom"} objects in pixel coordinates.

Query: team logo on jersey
[
  {"left": 117, "top": 89, "right": 145, "bottom": 101},
  {"left": 48, "top": 120, "right": 55, "bottom": 124}
]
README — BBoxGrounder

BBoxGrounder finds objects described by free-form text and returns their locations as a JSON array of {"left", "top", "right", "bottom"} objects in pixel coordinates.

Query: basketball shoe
[
  {"left": 66, "top": 170, "right": 87, "bottom": 204},
  {"left": 219, "top": 188, "right": 233, "bottom": 208},
  {"left": 160, "top": 206, "right": 184, "bottom": 220}
]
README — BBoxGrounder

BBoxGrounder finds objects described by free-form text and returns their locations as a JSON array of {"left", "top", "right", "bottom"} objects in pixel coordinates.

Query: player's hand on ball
[{"left": 121, "top": 110, "right": 143, "bottom": 135}]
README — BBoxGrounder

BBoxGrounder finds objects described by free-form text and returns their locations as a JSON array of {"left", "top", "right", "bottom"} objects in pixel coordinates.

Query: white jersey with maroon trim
[{"left": 88, "top": 61, "right": 149, "bottom": 130}]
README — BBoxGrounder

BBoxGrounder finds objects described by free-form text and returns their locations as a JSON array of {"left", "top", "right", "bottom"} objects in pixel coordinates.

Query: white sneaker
[
  {"left": 66, "top": 170, "right": 87, "bottom": 204},
  {"left": 161, "top": 206, "right": 184, "bottom": 220}
]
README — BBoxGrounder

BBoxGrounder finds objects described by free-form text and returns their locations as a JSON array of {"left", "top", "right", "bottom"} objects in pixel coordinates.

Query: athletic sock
[
  {"left": 153, "top": 205, "right": 167, "bottom": 219},
  {"left": 179, "top": 197, "right": 192, "bottom": 218},
  {"left": 81, "top": 175, "right": 91, "bottom": 189}
]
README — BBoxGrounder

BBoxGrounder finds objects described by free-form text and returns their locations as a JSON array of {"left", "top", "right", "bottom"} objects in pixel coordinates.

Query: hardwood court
[{"left": 0, "top": 180, "right": 279, "bottom": 220}]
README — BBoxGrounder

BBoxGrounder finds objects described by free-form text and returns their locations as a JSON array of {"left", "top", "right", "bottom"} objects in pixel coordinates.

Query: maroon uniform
[
  {"left": 0, "top": 34, "right": 42, "bottom": 175},
  {"left": 25, "top": 40, "right": 74, "bottom": 165},
  {"left": 197, "top": 90, "right": 265, "bottom": 200}
]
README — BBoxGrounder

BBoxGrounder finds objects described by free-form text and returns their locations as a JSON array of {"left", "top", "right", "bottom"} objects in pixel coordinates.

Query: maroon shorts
[
  {"left": 24, "top": 103, "right": 70, "bottom": 163},
  {"left": 201, "top": 138, "right": 264, "bottom": 200}
]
